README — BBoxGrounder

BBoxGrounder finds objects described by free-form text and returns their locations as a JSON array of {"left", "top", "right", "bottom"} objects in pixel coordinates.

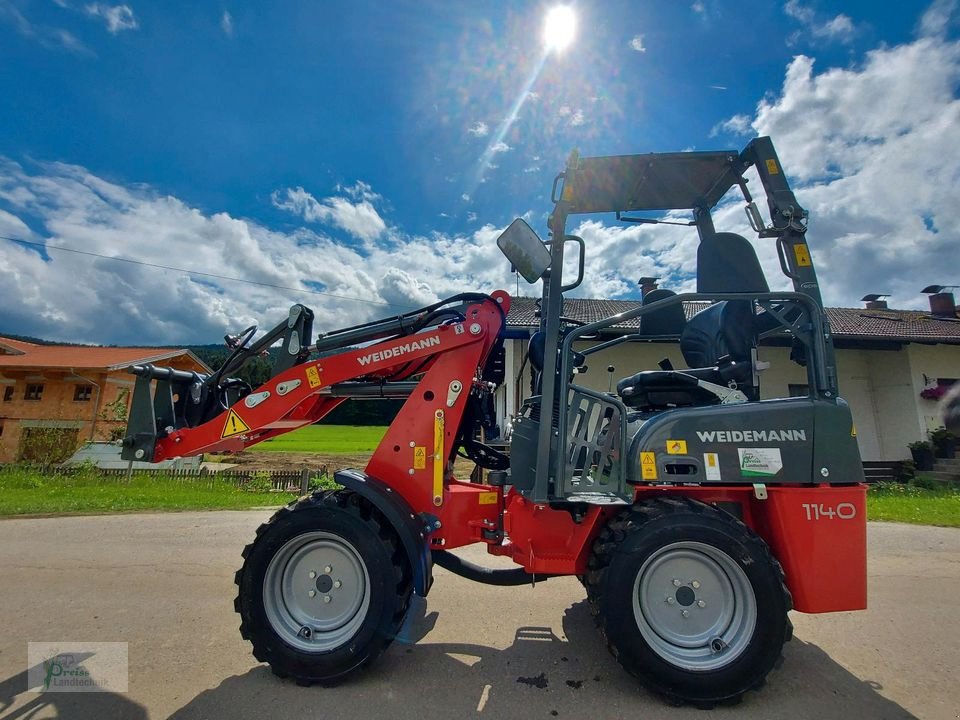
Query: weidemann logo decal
[
  {"left": 696, "top": 429, "right": 807, "bottom": 443},
  {"left": 358, "top": 336, "right": 441, "bottom": 366}
]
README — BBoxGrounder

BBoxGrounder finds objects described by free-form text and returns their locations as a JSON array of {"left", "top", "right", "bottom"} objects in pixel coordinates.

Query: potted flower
[
  {"left": 930, "top": 426, "right": 957, "bottom": 459},
  {"left": 908, "top": 440, "right": 935, "bottom": 470}
]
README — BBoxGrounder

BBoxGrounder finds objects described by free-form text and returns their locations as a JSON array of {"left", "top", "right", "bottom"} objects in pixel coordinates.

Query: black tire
[
  {"left": 234, "top": 489, "right": 412, "bottom": 685},
  {"left": 585, "top": 497, "right": 792, "bottom": 706}
]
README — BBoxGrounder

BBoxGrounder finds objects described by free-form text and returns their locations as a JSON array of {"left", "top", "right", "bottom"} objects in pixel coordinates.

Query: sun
[{"left": 543, "top": 5, "right": 576, "bottom": 53}]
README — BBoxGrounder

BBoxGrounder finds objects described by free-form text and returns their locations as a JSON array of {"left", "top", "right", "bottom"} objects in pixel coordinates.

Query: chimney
[
  {"left": 861, "top": 293, "right": 888, "bottom": 310},
  {"left": 638, "top": 276, "right": 660, "bottom": 298},
  {"left": 922, "top": 285, "right": 960, "bottom": 318}
]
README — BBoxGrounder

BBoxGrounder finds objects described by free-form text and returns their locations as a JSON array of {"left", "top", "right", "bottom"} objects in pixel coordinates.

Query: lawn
[
  {"left": 867, "top": 481, "right": 960, "bottom": 528},
  {"left": 0, "top": 467, "right": 297, "bottom": 517},
  {"left": 249, "top": 425, "right": 388, "bottom": 454}
]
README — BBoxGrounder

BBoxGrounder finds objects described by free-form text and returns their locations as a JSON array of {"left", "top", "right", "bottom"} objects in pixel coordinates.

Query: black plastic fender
[{"left": 334, "top": 468, "right": 433, "bottom": 596}]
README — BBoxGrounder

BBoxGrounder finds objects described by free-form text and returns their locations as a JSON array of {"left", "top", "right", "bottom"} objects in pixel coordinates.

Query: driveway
[{"left": 0, "top": 512, "right": 956, "bottom": 719}]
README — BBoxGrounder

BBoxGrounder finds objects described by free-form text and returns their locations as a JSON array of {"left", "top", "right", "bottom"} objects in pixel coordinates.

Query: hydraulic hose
[{"left": 431, "top": 550, "right": 558, "bottom": 586}]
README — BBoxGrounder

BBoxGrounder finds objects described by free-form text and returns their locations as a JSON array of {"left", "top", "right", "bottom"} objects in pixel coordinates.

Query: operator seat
[{"left": 617, "top": 232, "right": 768, "bottom": 410}]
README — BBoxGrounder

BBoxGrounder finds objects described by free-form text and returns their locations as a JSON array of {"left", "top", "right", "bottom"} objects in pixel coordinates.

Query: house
[
  {"left": 495, "top": 293, "right": 960, "bottom": 463},
  {"left": 0, "top": 337, "right": 210, "bottom": 463}
]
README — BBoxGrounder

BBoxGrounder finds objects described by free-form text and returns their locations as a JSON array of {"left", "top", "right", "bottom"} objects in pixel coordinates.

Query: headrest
[
  {"left": 697, "top": 232, "right": 769, "bottom": 294},
  {"left": 640, "top": 289, "right": 687, "bottom": 336}
]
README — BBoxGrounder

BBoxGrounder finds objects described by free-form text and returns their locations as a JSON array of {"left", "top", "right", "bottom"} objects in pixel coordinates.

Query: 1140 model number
[{"left": 801, "top": 502, "right": 857, "bottom": 520}]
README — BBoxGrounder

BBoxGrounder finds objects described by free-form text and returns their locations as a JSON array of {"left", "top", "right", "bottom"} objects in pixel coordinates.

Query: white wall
[{"left": 906, "top": 344, "right": 960, "bottom": 433}]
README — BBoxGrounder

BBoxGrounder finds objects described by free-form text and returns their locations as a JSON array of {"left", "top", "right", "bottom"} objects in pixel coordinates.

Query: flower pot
[
  {"left": 910, "top": 445, "right": 935, "bottom": 471},
  {"left": 934, "top": 436, "right": 957, "bottom": 459}
]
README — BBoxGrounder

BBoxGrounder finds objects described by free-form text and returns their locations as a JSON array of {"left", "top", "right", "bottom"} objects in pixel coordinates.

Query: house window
[
  {"left": 24, "top": 384, "right": 44, "bottom": 401},
  {"left": 788, "top": 383, "right": 810, "bottom": 398},
  {"left": 74, "top": 385, "right": 93, "bottom": 402},
  {"left": 2, "top": 386, "right": 12, "bottom": 402}
]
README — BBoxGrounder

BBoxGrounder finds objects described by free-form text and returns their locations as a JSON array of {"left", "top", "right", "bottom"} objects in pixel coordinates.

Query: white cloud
[
  {"left": 709, "top": 113, "right": 753, "bottom": 137},
  {"left": 629, "top": 35, "right": 646, "bottom": 52},
  {"left": 0, "top": 159, "right": 516, "bottom": 345},
  {"left": 467, "top": 121, "right": 489, "bottom": 137},
  {"left": 784, "top": 0, "right": 855, "bottom": 43},
  {"left": 919, "top": 0, "right": 959, "bottom": 37},
  {"left": 570, "top": 109, "right": 586, "bottom": 126},
  {"left": 272, "top": 185, "right": 386, "bottom": 242},
  {"left": 746, "top": 30, "right": 960, "bottom": 309},
  {"left": 466, "top": 211, "right": 478, "bottom": 222},
  {"left": 0, "top": 3, "right": 92, "bottom": 53},
  {"left": 85, "top": 3, "right": 138, "bottom": 34},
  {"left": 692, "top": 1, "right": 706, "bottom": 15},
  {"left": 221, "top": 10, "right": 233, "bottom": 37},
  {"left": 461, "top": 193, "right": 470, "bottom": 202},
  {"left": 490, "top": 141, "right": 511, "bottom": 154}
]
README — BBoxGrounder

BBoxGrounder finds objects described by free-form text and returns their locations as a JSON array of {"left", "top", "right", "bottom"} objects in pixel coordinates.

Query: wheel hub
[
  {"left": 632, "top": 541, "right": 757, "bottom": 671},
  {"left": 263, "top": 531, "right": 371, "bottom": 653}
]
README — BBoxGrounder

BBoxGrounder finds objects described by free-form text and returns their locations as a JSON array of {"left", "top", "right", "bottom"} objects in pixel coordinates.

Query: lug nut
[
  {"left": 309, "top": 571, "right": 316, "bottom": 579},
  {"left": 672, "top": 579, "right": 681, "bottom": 587},
  {"left": 692, "top": 581, "right": 700, "bottom": 589},
  {"left": 697, "top": 600, "right": 706, "bottom": 608},
  {"left": 666, "top": 596, "right": 675, "bottom": 604},
  {"left": 324, "top": 566, "right": 332, "bottom": 573},
  {"left": 681, "top": 610, "right": 689, "bottom": 618},
  {"left": 323, "top": 595, "right": 332, "bottom": 603},
  {"left": 334, "top": 580, "right": 342, "bottom": 589},
  {"left": 308, "top": 590, "right": 316, "bottom": 598}
]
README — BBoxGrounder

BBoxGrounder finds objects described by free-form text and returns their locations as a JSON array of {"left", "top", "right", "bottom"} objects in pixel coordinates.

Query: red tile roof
[
  {"left": 505, "top": 297, "right": 960, "bottom": 344},
  {"left": 0, "top": 337, "right": 211, "bottom": 371}
]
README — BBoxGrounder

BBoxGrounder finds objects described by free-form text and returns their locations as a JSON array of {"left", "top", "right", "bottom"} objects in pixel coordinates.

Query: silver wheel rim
[
  {"left": 263, "top": 531, "right": 371, "bottom": 653},
  {"left": 632, "top": 541, "right": 757, "bottom": 671}
]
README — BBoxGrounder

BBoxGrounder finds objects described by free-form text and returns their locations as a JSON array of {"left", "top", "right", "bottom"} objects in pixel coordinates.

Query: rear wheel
[
  {"left": 585, "top": 497, "right": 791, "bottom": 706},
  {"left": 234, "top": 490, "right": 411, "bottom": 684}
]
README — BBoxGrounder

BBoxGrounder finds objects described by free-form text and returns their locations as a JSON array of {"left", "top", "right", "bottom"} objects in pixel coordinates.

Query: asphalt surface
[{"left": 0, "top": 512, "right": 957, "bottom": 720}]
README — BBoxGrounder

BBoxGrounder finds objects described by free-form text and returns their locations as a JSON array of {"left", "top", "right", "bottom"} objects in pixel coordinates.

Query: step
[{"left": 932, "top": 456, "right": 960, "bottom": 468}]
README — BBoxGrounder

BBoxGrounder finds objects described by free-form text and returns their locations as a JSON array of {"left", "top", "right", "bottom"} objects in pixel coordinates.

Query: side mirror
[{"left": 497, "top": 218, "right": 551, "bottom": 283}]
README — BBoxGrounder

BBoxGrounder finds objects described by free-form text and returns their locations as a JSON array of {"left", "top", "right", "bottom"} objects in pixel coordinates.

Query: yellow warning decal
[
  {"left": 305, "top": 365, "right": 322, "bottom": 388},
  {"left": 413, "top": 446, "right": 426, "bottom": 470},
  {"left": 667, "top": 439, "right": 687, "bottom": 455},
  {"left": 478, "top": 491, "right": 498, "bottom": 505},
  {"left": 433, "top": 410, "right": 445, "bottom": 506},
  {"left": 640, "top": 452, "right": 657, "bottom": 480},
  {"left": 765, "top": 159, "right": 779, "bottom": 174},
  {"left": 221, "top": 409, "right": 250, "bottom": 438},
  {"left": 793, "top": 243, "right": 812, "bottom": 267}
]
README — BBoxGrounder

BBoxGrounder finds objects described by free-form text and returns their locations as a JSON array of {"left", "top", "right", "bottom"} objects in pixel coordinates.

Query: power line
[{"left": 0, "top": 235, "right": 416, "bottom": 310}]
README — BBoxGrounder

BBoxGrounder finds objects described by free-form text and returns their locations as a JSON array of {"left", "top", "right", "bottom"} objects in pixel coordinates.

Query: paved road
[{"left": 0, "top": 512, "right": 957, "bottom": 720}]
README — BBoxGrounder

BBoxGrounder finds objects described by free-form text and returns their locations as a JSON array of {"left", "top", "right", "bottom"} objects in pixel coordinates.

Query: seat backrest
[
  {"left": 639, "top": 288, "right": 687, "bottom": 337},
  {"left": 680, "top": 301, "right": 754, "bottom": 368}
]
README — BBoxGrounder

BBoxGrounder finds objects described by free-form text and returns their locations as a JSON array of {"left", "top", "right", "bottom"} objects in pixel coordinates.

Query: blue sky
[{"left": 0, "top": 0, "right": 958, "bottom": 344}]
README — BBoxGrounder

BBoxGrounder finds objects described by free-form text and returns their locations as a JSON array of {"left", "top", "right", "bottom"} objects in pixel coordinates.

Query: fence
[{"left": 1, "top": 464, "right": 331, "bottom": 494}]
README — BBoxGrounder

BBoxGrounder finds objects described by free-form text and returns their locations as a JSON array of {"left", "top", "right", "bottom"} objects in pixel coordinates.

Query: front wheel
[
  {"left": 234, "top": 490, "right": 411, "bottom": 684},
  {"left": 586, "top": 497, "right": 792, "bottom": 706}
]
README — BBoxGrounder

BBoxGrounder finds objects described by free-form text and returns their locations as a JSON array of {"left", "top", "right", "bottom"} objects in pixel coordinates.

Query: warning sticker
[
  {"left": 765, "top": 158, "right": 779, "bottom": 174},
  {"left": 666, "top": 439, "right": 687, "bottom": 455},
  {"left": 793, "top": 243, "right": 812, "bottom": 267},
  {"left": 703, "top": 452, "right": 721, "bottom": 481},
  {"left": 478, "top": 492, "right": 498, "bottom": 505},
  {"left": 738, "top": 448, "right": 783, "bottom": 477},
  {"left": 221, "top": 409, "right": 251, "bottom": 438},
  {"left": 413, "top": 446, "right": 426, "bottom": 470},
  {"left": 305, "top": 365, "right": 322, "bottom": 388},
  {"left": 640, "top": 452, "right": 657, "bottom": 480}
]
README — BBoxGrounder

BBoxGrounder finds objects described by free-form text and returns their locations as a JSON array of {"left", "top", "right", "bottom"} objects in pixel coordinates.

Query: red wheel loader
[{"left": 122, "top": 137, "right": 866, "bottom": 706}]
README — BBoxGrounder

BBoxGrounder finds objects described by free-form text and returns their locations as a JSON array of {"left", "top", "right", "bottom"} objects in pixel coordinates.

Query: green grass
[
  {"left": 0, "top": 467, "right": 299, "bottom": 517},
  {"left": 249, "top": 425, "right": 388, "bottom": 454},
  {"left": 867, "top": 481, "right": 960, "bottom": 527}
]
